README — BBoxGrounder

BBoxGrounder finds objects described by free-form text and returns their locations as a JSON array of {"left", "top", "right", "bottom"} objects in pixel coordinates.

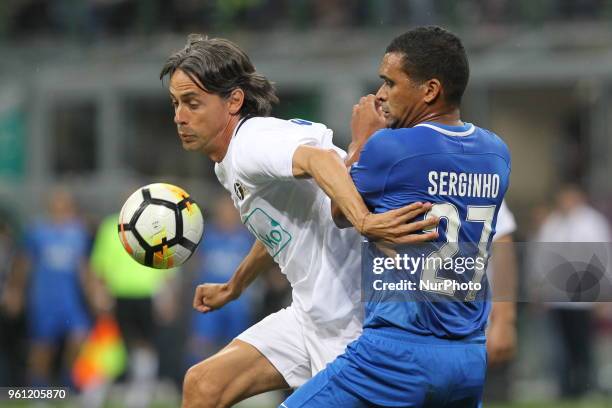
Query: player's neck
[
  {"left": 414, "top": 107, "right": 462, "bottom": 127},
  {"left": 207, "top": 114, "right": 241, "bottom": 163}
]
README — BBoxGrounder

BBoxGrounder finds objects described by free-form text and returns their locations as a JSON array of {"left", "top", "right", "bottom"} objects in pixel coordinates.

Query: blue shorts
[
  {"left": 28, "top": 297, "right": 90, "bottom": 344},
  {"left": 281, "top": 327, "right": 486, "bottom": 408}
]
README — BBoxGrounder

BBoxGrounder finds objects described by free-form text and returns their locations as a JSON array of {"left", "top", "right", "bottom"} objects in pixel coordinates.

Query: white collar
[{"left": 414, "top": 122, "right": 475, "bottom": 137}]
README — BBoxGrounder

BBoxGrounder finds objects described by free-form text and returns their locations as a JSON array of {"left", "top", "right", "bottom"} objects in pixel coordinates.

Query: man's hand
[
  {"left": 193, "top": 282, "right": 240, "bottom": 313},
  {"left": 359, "top": 202, "right": 439, "bottom": 244},
  {"left": 351, "top": 94, "right": 386, "bottom": 147},
  {"left": 193, "top": 241, "right": 274, "bottom": 314},
  {"left": 486, "top": 318, "right": 517, "bottom": 366}
]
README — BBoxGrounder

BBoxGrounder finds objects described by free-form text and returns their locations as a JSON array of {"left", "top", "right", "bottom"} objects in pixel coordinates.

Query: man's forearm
[
  {"left": 292, "top": 145, "right": 438, "bottom": 240},
  {"left": 294, "top": 146, "right": 369, "bottom": 232},
  {"left": 490, "top": 235, "right": 517, "bottom": 323},
  {"left": 490, "top": 301, "right": 516, "bottom": 324},
  {"left": 228, "top": 240, "right": 276, "bottom": 296},
  {"left": 330, "top": 139, "right": 369, "bottom": 227}
]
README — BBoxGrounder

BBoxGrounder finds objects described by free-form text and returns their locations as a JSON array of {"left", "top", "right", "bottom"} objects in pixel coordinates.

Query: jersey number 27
[{"left": 422, "top": 203, "right": 496, "bottom": 301}]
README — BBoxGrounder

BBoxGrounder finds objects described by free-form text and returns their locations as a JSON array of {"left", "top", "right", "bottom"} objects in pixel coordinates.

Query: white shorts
[{"left": 236, "top": 306, "right": 362, "bottom": 388}]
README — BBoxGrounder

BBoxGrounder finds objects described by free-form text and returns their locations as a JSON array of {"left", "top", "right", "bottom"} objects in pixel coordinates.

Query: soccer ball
[{"left": 117, "top": 183, "right": 204, "bottom": 269}]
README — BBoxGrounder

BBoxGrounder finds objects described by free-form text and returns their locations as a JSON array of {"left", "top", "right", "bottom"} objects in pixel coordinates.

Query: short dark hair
[
  {"left": 386, "top": 26, "right": 469, "bottom": 106},
  {"left": 160, "top": 35, "right": 279, "bottom": 116}
]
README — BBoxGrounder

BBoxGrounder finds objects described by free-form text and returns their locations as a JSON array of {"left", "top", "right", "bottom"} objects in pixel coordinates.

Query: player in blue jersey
[
  {"left": 282, "top": 26, "right": 510, "bottom": 407},
  {"left": 10, "top": 189, "right": 91, "bottom": 387}
]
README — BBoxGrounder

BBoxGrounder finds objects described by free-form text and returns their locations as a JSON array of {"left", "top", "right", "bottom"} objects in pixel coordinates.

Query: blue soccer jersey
[
  {"left": 281, "top": 121, "right": 510, "bottom": 408},
  {"left": 351, "top": 122, "right": 510, "bottom": 340},
  {"left": 24, "top": 219, "right": 91, "bottom": 342},
  {"left": 25, "top": 220, "right": 90, "bottom": 301}
]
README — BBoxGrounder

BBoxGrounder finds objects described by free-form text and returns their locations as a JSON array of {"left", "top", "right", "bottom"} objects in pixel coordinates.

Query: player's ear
[
  {"left": 423, "top": 79, "right": 442, "bottom": 104},
  {"left": 227, "top": 88, "right": 245, "bottom": 115}
]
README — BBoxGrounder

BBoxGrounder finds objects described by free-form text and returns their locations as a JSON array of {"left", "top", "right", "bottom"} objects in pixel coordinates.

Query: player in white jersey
[
  {"left": 487, "top": 200, "right": 518, "bottom": 365},
  {"left": 161, "top": 36, "right": 439, "bottom": 408}
]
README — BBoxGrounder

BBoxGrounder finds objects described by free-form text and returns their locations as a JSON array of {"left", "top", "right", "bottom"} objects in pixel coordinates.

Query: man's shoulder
[
  {"left": 229, "top": 117, "right": 286, "bottom": 165},
  {"left": 576, "top": 205, "right": 610, "bottom": 226},
  {"left": 475, "top": 126, "right": 509, "bottom": 151},
  {"left": 26, "top": 219, "right": 52, "bottom": 237},
  {"left": 232, "top": 117, "right": 317, "bottom": 152},
  {"left": 232, "top": 116, "right": 333, "bottom": 162},
  {"left": 362, "top": 126, "right": 430, "bottom": 159},
  {"left": 239, "top": 116, "right": 329, "bottom": 136},
  {"left": 370, "top": 126, "right": 425, "bottom": 139},
  {"left": 240, "top": 116, "right": 285, "bottom": 133},
  {"left": 368, "top": 126, "right": 434, "bottom": 146}
]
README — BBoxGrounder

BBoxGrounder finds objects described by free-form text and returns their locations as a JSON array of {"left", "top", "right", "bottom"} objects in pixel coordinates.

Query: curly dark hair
[{"left": 386, "top": 26, "right": 469, "bottom": 106}]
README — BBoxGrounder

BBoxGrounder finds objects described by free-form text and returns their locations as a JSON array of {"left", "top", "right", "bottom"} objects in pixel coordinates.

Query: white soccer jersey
[
  {"left": 215, "top": 117, "right": 363, "bottom": 332},
  {"left": 494, "top": 200, "right": 517, "bottom": 239},
  {"left": 487, "top": 200, "right": 517, "bottom": 288}
]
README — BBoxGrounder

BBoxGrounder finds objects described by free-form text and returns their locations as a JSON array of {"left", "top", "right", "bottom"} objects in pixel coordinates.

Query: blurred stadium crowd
[
  {"left": 1, "top": 0, "right": 612, "bottom": 39},
  {"left": 1, "top": 1, "right": 612, "bottom": 407}
]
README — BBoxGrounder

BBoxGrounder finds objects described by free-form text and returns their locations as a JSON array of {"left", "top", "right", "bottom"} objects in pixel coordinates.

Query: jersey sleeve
[
  {"left": 350, "top": 130, "right": 395, "bottom": 208},
  {"left": 235, "top": 120, "right": 333, "bottom": 182}
]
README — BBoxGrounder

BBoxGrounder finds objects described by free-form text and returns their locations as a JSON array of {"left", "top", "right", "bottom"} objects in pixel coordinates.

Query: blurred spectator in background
[
  {"left": 188, "top": 195, "right": 254, "bottom": 363},
  {"left": 0, "top": 215, "right": 26, "bottom": 387},
  {"left": 90, "top": 210, "right": 177, "bottom": 408},
  {"left": 89, "top": 0, "right": 141, "bottom": 37},
  {"left": 535, "top": 184, "right": 612, "bottom": 399},
  {"left": 3, "top": 0, "right": 612, "bottom": 40},
  {"left": 2, "top": 189, "right": 91, "bottom": 387}
]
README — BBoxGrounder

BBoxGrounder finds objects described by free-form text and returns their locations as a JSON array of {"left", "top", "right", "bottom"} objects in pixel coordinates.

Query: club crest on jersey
[{"left": 233, "top": 181, "right": 247, "bottom": 201}]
